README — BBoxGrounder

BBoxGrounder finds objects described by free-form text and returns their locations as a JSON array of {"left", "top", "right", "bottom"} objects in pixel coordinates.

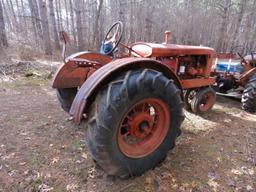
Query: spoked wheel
[
  {"left": 184, "top": 89, "right": 196, "bottom": 111},
  {"left": 191, "top": 87, "right": 216, "bottom": 114},
  {"left": 118, "top": 98, "right": 170, "bottom": 158},
  {"left": 85, "top": 69, "right": 184, "bottom": 178}
]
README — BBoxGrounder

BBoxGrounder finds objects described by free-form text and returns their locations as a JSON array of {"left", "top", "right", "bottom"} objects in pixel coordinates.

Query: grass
[
  {"left": 27, "top": 150, "right": 44, "bottom": 169},
  {"left": 72, "top": 139, "right": 82, "bottom": 151},
  {"left": 1, "top": 75, "right": 50, "bottom": 88},
  {"left": 34, "top": 177, "right": 42, "bottom": 192}
]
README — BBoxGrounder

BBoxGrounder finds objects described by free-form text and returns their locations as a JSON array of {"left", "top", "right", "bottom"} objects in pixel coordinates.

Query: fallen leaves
[
  {"left": 81, "top": 153, "right": 88, "bottom": 159},
  {"left": 2, "top": 152, "right": 15, "bottom": 160},
  {"left": 207, "top": 179, "right": 219, "bottom": 192},
  {"left": 145, "top": 176, "right": 153, "bottom": 192},
  {"left": 66, "top": 183, "right": 79, "bottom": 191},
  {"left": 38, "top": 183, "right": 53, "bottom": 192},
  {"left": 231, "top": 166, "right": 255, "bottom": 176},
  {"left": 50, "top": 157, "right": 59, "bottom": 165},
  {"left": 19, "top": 162, "right": 26, "bottom": 166}
]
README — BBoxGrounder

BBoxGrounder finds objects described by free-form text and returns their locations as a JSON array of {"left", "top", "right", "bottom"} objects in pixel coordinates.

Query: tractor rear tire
[
  {"left": 242, "top": 74, "right": 256, "bottom": 113},
  {"left": 85, "top": 69, "right": 184, "bottom": 178},
  {"left": 191, "top": 87, "right": 216, "bottom": 114},
  {"left": 56, "top": 88, "right": 77, "bottom": 113}
]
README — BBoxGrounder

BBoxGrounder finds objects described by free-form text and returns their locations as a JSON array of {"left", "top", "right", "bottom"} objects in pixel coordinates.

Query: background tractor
[
  {"left": 52, "top": 21, "right": 217, "bottom": 178},
  {"left": 212, "top": 46, "right": 256, "bottom": 113}
]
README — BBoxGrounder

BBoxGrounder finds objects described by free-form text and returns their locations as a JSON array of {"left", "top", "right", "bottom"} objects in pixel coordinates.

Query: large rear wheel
[
  {"left": 242, "top": 74, "right": 256, "bottom": 113},
  {"left": 85, "top": 69, "right": 184, "bottom": 178}
]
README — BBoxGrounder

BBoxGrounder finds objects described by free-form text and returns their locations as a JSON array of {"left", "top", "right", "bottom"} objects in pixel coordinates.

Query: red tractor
[
  {"left": 52, "top": 22, "right": 216, "bottom": 178},
  {"left": 212, "top": 47, "right": 256, "bottom": 112}
]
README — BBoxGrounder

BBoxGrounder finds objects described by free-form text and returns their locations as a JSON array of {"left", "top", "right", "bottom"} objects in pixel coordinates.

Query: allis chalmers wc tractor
[{"left": 52, "top": 22, "right": 216, "bottom": 178}]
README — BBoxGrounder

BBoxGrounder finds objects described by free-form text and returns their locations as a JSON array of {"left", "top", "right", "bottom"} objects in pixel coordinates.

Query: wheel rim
[
  {"left": 187, "top": 90, "right": 196, "bottom": 104},
  {"left": 199, "top": 92, "right": 215, "bottom": 112},
  {"left": 118, "top": 98, "right": 170, "bottom": 158}
]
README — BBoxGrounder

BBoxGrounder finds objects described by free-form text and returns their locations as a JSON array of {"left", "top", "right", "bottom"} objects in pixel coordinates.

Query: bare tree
[
  {"left": 0, "top": 0, "right": 8, "bottom": 48},
  {"left": 0, "top": 0, "right": 256, "bottom": 55},
  {"left": 93, "top": 0, "right": 104, "bottom": 48},
  {"left": 49, "top": 0, "right": 60, "bottom": 50},
  {"left": 69, "top": 0, "right": 77, "bottom": 47},
  {"left": 75, "top": 0, "right": 84, "bottom": 51},
  {"left": 38, "top": 0, "right": 52, "bottom": 55},
  {"left": 216, "top": 0, "right": 232, "bottom": 52},
  {"left": 28, "top": 0, "right": 43, "bottom": 46},
  {"left": 230, "top": 0, "right": 247, "bottom": 49}
]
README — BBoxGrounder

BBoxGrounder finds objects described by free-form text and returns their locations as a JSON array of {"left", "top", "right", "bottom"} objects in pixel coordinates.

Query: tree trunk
[
  {"left": 248, "top": 0, "right": 256, "bottom": 49},
  {"left": 28, "top": 0, "right": 43, "bottom": 47},
  {"left": 38, "top": 0, "right": 52, "bottom": 55},
  {"left": 1, "top": 0, "right": 11, "bottom": 29},
  {"left": 7, "top": 0, "right": 18, "bottom": 29},
  {"left": 49, "top": 0, "right": 60, "bottom": 50},
  {"left": 20, "top": 0, "right": 28, "bottom": 29},
  {"left": 93, "top": 0, "right": 103, "bottom": 48},
  {"left": 58, "top": 0, "right": 63, "bottom": 30},
  {"left": 55, "top": 0, "right": 60, "bottom": 32},
  {"left": 64, "top": 0, "right": 69, "bottom": 32},
  {"left": 230, "top": 0, "right": 246, "bottom": 49},
  {"left": 216, "top": 0, "right": 231, "bottom": 52},
  {"left": 145, "top": 0, "right": 154, "bottom": 41},
  {"left": 128, "top": 0, "right": 135, "bottom": 43},
  {"left": 0, "top": 0, "right": 8, "bottom": 48},
  {"left": 75, "top": 0, "right": 84, "bottom": 51},
  {"left": 69, "top": 0, "right": 77, "bottom": 48},
  {"left": 118, "top": 0, "right": 125, "bottom": 52}
]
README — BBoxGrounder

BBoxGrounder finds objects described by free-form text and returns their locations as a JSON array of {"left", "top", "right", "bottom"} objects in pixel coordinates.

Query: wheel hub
[
  {"left": 199, "top": 92, "right": 215, "bottom": 111},
  {"left": 129, "top": 113, "right": 153, "bottom": 139},
  {"left": 117, "top": 98, "right": 171, "bottom": 158}
]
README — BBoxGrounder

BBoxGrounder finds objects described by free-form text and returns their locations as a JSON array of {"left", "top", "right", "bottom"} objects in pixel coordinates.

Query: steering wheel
[
  {"left": 230, "top": 45, "right": 247, "bottom": 59},
  {"left": 102, "top": 21, "right": 124, "bottom": 55},
  {"left": 230, "top": 45, "right": 249, "bottom": 65}
]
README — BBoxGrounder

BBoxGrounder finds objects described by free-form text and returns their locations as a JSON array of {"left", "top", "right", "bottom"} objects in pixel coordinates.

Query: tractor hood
[{"left": 130, "top": 42, "right": 215, "bottom": 57}]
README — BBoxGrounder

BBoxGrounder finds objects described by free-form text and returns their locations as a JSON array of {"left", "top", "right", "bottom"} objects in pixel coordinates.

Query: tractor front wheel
[
  {"left": 56, "top": 88, "right": 77, "bottom": 113},
  {"left": 85, "top": 69, "right": 184, "bottom": 178},
  {"left": 190, "top": 87, "right": 216, "bottom": 114},
  {"left": 184, "top": 89, "right": 196, "bottom": 111},
  {"left": 242, "top": 74, "right": 256, "bottom": 113}
]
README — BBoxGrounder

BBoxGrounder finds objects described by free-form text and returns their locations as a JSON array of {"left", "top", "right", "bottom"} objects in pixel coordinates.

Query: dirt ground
[{"left": 0, "top": 61, "right": 255, "bottom": 192}]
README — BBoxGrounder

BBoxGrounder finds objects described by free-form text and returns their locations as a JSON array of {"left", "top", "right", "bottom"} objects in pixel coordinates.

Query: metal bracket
[{"left": 69, "top": 58, "right": 103, "bottom": 69}]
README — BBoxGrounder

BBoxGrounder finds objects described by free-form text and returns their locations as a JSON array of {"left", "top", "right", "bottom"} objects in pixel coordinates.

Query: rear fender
[
  {"left": 69, "top": 57, "right": 183, "bottom": 124},
  {"left": 52, "top": 52, "right": 112, "bottom": 89},
  {"left": 239, "top": 67, "right": 256, "bottom": 86}
]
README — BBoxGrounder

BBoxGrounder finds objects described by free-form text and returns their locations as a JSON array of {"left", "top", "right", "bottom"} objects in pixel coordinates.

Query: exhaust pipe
[{"left": 165, "top": 31, "right": 171, "bottom": 44}]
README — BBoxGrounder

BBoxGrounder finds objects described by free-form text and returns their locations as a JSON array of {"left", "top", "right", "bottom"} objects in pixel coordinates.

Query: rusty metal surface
[
  {"left": 51, "top": 52, "right": 112, "bottom": 89},
  {"left": 70, "top": 58, "right": 103, "bottom": 68},
  {"left": 130, "top": 42, "right": 215, "bottom": 58},
  {"left": 238, "top": 67, "right": 256, "bottom": 85},
  {"left": 165, "top": 31, "right": 171, "bottom": 44},
  {"left": 59, "top": 31, "right": 71, "bottom": 62},
  {"left": 181, "top": 78, "right": 216, "bottom": 89},
  {"left": 69, "top": 57, "right": 182, "bottom": 124}
]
